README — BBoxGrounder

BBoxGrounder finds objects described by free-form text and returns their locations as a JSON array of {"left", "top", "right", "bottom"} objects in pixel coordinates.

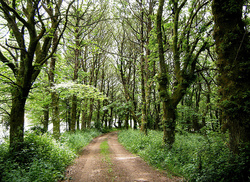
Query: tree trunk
[
  {"left": 71, "top": 18, "right": 80, "bottom": 132},
  {"left": 157, "top": 0, "right": 208, "bottom": 147},
  {"left": 125, "top": 111, "right": 129, "bottom": 130},
  {"left": 157, "top": 0, "right": 176, "bottom": 148},
  {"left": 49, "top": 30, "right": 60, "bottom": 139},
  {"left": 81, "top": 99, "right": 87, "bottom": 130},
  {"left": 162, "top": 103, "right": 176, "bottom": 146},
  {"left": 96, "top": 67, "right": 105, "bottom": 129},
  {"left": 139, "top": 0, "right": 147, "bottom": 135},
  {"left": 76, "top": 109, "right": 80, "bottom": 130},
  {"left": 212, "top": 0, "right": 250, "bottom": 154},
  {"left": 133, "top": 59, "right": 138, "bottom": 130},
  {"left": 87, "top": 99, "right": 94, "bottom": 128},
  {"left": 52, "top": 92, "right": 60, "bottom": 139},
  {"left": 9, "top": 88, "right": 27, "bottom": 149},
  {"left": 70, "top": 95, "right": 77, "bottom": 131},
  {"left": 109, "top": 86, "right": 114, "bottom": 129},
  {"left": 193, "top": 82, "right": 201, "bottom": 131},
  {"left": 43, "top": 105, "right": 49, "bottom": 132}
]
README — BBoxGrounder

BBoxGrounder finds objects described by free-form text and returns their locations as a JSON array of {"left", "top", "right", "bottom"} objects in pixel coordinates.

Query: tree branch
[
  {"left": 0, "top": 107, "right": 10, "bottom": 116},
  {"left": 0, "top": 0, "right": 29, "bottom": 27},
  {"left": 0, "top": 51, "right": 17, "bottom": 75}
]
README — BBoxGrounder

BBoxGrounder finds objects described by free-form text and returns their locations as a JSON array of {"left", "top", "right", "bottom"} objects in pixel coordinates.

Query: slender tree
[{"left": 46, "top": 0, "right": 62, "bottom": 139}]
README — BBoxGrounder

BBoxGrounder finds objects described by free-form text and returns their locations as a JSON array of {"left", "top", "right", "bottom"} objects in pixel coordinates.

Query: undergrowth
[
  {"left": 61, "top": 129, "right": 101, "bottom": 154},
  {"left": 118, "top": 129, "right": 250, "bottom": 181},
  {"left": 0, "top": 129, "right": 101, "bottom": 182}
]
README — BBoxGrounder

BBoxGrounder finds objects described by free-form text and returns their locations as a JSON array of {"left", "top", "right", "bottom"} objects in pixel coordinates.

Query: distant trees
[{"left": 64, "top": 1, "right": 110, "bottom": 131}]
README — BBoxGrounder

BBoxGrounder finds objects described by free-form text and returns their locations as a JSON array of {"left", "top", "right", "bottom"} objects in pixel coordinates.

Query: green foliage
[
  {"left": 0, "top": 129, "right": 101, "bottom": 182},
  {"left": 52, "top": 81, "right": 107, "bottom": 100},
  {"left": 0, "top": 133, "right": 74, "bottom": 182},
  {"left": 99, "top": 127, "right": 121, "bottom": 134},
  {"left": 118, "top": 130, "right": 250, "bottom": 181}
]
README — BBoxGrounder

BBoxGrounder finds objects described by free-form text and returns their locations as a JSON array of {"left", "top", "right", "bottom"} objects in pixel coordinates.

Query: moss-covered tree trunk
[
  {"left": 51, "top": 92, "right": 60, "bottom": 139},
  {"left": 81, "top": 99, "right": 88, "bottom": 130},
  {"left": 156, "top": 0, "right": 174, "bottom": 147},
  {"left": 49, "top": 29, "right": 60, "bottom": 139},
  {"left": 47, "top": 0, "right": 64, "bottom": 139},
  {"left": 140, "top": 0, "right": 147, "bottom": 134},
  {"left": 70, "top": 44, "right": 79, "bottom": 131},
  {"left": 81, "top": 46, "right": 88, "bottom": 130},
  {"left": 140, "top": 0, "right": 154, "bottom": 134},
  {"left": 43, "top": 105, "right": 49, "bottom": 132},
  {"left": 9, "top": 86, "right": 29, "bottom": 148},
  {"left": 71, "top": 7, "right": 81, "bottom": 132},
  {"left": 132, "top": 59, "right": 138, "bottom": 130},
  {"left": 96, "top": 67, "right": 105, "bottom": 130},
  {"left": 212, "top": 0, "right": 250, "bottom": 154},
  {"left": 157, "top": 0, "right": 210, "bottom": 148},
  {"left": 109, "top": 90, "right": 114, "bottom": 129}
]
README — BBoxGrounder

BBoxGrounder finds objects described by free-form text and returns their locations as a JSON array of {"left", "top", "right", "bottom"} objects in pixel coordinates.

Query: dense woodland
[{"left": 0, "top": 0, "right": 250, "bottom": 181}]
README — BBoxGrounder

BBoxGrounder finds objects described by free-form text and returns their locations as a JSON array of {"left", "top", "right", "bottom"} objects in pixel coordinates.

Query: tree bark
[
  {"left": 49, "top": 30, "right": 60, "bottom": 139},
  {"left": 81, "top": 99, "right": 88, "bottom": 130},
  {"left": 96, "top": 67, "right": 105, "bottom": 129},
  {"left": 139, "top": 0, "right": 147, "bottom": 134},
  {"left": 70, "top": 9, "right": 81, "bottom": 132},
  {"left": 43, "top": 104, "right": 49, "bottom": 132},
  {"left": 9, "top": 87, "right": 28, "bottom": 148},
  {"left": 66, "top": 99, "right": 71, "bottom": 131},
  {"left": 51, "top": 92, "right": 60, "bottom": 139},
  {"left": 71, "top": 95, "right": 77, "bottom": 131}
]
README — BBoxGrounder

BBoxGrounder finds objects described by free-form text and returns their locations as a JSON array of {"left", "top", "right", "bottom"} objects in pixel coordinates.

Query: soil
[{"left": 61, "top": 131, "right": 182, "bottom": 182}]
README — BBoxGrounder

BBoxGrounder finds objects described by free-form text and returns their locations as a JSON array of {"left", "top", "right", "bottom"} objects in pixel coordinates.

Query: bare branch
[{"left": 0, "top": 107, "right": 10, "bottom": 116}]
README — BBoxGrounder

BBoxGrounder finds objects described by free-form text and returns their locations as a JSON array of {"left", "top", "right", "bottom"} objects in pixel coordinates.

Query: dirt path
[{"left": 62, "top": 132, "right": 181, "bottom": 182}]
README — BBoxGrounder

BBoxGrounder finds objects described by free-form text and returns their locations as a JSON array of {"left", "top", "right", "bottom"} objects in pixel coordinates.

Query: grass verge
[{"left": 118, "top": 129, "right": 250, "bottom": 181}]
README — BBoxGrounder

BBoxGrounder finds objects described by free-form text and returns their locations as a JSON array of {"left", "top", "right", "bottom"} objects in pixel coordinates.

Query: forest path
[{"left": 61, "top": 132, "right": 181, "bottom": 182}]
